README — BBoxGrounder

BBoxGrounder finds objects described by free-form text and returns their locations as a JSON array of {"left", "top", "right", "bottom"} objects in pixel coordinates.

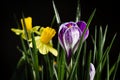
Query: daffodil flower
[
  {"left": 58, "top": 21, "right": 89, "bottom": 64},
  {"left": 11, "top": 17, "right": 40, "bottom": 40},
  {"left": 89, "top": 63, "right": 95, "bottom": 80},
  {"left": 30, "top": 27, "right": 58, "bottom": 56}
]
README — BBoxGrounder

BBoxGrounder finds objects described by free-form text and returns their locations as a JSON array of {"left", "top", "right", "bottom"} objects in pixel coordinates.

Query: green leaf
[
  {"left": 81, "top": 41, "right": 87, "bottom": 80},
  {"left": 86, "top": 50, "right": 92, "bottom": 80},
  {"left": 21, "top": 13, "right": 40, "bottom": 80},
  {"left": 102, "top": 33, "right": 117, "bottom": 70},
  {"left": 57, "top": 49, "right": 66, "bottom": 80},
  {"left": 86, "top": 8, "right": 96, "bottom": 29},
  {"left": 16, "top": 54, "right": 26, "bottom": 68},
  {"left": 109, "top": 53, "right": 120, "bottom": 78},
  {"left": 92, "top": 26, "right": 97, "bottom": 64},
  {"left": 52, "top": 0, "right": 61, "bottom": 24},
  {"left": 75, "top": 0, "right": 81, "bottom": 22},
  {"left": 32, "top": 26, "right": 40, "bottom": 35},
  {"left": 51, "top": 15, "right": 56, "bottom": 27},
  {"left": 68, "top": 8, "right": 96, "bottom": 80},
  {"left": 60, "top": 51, "right": 66, "bottom": 80},
  {"left": 102, "top": 25, "right": 108, "bottom": 48},
  {"left": 95, "top": 33, "right": 117, "bottom": 80},
  {"left": 106, "top": 53, "right": 109, "bottom": 80},
  {"left": 11, "top": 28, "right": 23, "bottom": 35},
  {"left": 112, "top": 53, "right": 120, "bottom": 80},
  {"left": 31, "top": 32, "right": 40, "bottom": 80},
  {"left": 53, "top": 63, "right": 58, "bottom": 80}
]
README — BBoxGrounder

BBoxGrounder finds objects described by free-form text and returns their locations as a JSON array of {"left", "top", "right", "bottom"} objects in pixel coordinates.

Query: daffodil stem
[
  {"left": 21, "top": 14, "right": 39, "bottom": 80},
  {"left": 47, "top": 55, "right": 53, "bottom": 80},
  {"left": 31, "top": 32, "right": 40, "bottom": 80}
]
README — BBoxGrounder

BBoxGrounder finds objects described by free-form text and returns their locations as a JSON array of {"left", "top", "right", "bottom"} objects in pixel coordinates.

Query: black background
[{"left": 0, "top": 0, "right": 120, "bottom": 80}]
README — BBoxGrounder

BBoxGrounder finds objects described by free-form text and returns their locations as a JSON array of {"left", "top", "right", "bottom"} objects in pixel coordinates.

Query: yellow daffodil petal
[
  {"left": 39, "top": 27, "right": 44, "bottom": 35},
  {"left": 32, "top": 26, "right": 40, "bottom": 31},
  {"left": 38, "top": 42, "right": 49, "bottom": 55},
  {"left": 32, "top": 26, "right": 41, "bottom": 35},
  {"left": 34, "top": 37, "right": 49, "bottom": 55},
  {"left": 47, "top": 45, "right": 58, "bottom": 56},
  {"left": 11, "top": 28, "right": 23, "bottom": 35}
]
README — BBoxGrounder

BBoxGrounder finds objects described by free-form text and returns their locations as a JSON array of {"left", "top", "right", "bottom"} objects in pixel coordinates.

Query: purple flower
[
  {"left": 58, "top": 21, "right": 89, "bottom": 65},
  {"left": 90, "top": 63, "right": 95, "bottom": 80}
]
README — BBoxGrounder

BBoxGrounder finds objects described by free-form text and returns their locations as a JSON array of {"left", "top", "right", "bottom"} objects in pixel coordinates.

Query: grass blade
[
  {"left": 68, "top": 9, "right": 96, "bottom": 80},
  {"left": 86, "top": 8, "right": 96, "bottom": 29},
  {"left": 52, "top": 0, "right": 61, "bottom": 24},
  {"left": 102, "top": 33, "right": 117, "bottom": 70},
  {"left": 75, "top": 0, "right": 81, "bottom": 22},
  {"left": 106, "top": 53, "right": 109, "bottom": 80},
  {"left": 81, "top": 41, "right": 87, "bottom": 80},
  {"left": 31, "top": 32, "right": 40, "bottom": 80},
  {"left": 92, "top": 25, "right": 97, "bottom": 64},
  {"left": 112, "top": 53, "right": 120, "bottom": 80},
  {"left": 86, "top": 50, "right": 92, "bottom": 80}
]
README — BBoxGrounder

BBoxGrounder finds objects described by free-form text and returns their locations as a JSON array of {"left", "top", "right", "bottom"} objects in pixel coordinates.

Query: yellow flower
[
  {"left": 30, "top": 27, "right": 58, "bottom": 56},
  {"left": 11, "top": 17, "right": 40, "bottom": 40},
  {"left": 40, "top": 27, "right": 56, "bottom": 44},
  {"left": 21, "top": 17, "right": 32, "bottom": 31}
]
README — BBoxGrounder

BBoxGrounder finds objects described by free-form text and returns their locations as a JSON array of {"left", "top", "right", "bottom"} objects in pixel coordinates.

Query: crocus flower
[
  {"left": 89, "top": 63, "right": 95, "bottom": 80},
  {"left": 30, "top": 27, "right": 58, "bottom": 56},
  {"left": 11, "top": 17, "right": 40, "bottom": 40},
  {"left": 58, "top": 21, "right": 89, "bottom": 64}
]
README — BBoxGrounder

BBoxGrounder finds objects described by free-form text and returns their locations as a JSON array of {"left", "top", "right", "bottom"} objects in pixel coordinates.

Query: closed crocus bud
[
  {"left": 90, "top": 63, "right": 95, "bottom": 80},
  {"left": 58, "top": 21, "right": 89, "bottom": 65}
]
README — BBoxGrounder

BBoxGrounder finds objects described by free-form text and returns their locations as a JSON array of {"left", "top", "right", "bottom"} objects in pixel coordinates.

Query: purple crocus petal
[
  {"left": 84, "top": 29, "right": 89, "bottom": 40},
  {"left": 77, "top": 21, "right": 89, "bottom": 40},
  {"left": 58, "top": 26, "right": 67, "bottom": 48},
  {"left": 58, "top": 21, "right": 78, "bottom": 49},
  {"left": 90, "top": 63, "right": 95, "bottom": 80},
  {"left": 63, "top": 27, "right": 81, "bottom": 64},
  {"left": 65, "top": 21, "right": 77, "bottom": 28},
  {"left": 66, "top": 49, "right": 72, "bottom": 65},
  {"left": 76, "top": 21, "right": 86, "bottom": 31}
]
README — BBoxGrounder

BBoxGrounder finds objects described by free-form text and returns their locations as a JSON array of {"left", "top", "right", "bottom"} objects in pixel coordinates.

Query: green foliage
[{"left": 10, "top": 0, "right": 119, "bottom": 80}]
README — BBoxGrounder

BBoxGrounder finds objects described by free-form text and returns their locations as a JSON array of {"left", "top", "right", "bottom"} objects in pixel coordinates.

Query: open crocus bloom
[
  {"left": 90, "top": 63, "right": 95, "bottom": 80},
  {"left": 30, "top": 27, "right": 58, "bottom": 56},
  {"left": 58, "top": 21, "right": 89, "bottom": 65}
]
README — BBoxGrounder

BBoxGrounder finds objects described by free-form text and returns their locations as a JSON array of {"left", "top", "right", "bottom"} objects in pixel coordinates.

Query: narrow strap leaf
[
  {"left": 112, "top": 53, "right": 120, "bottom": 80},
  {"left": 52, "top": 0, "right": 61, "bottom": 24},
  {"left": 86, "top": 8, "right": 96, "bottom": 28},
  {"left": 75, "top": 0, "right": 81, "bottom": 22}
]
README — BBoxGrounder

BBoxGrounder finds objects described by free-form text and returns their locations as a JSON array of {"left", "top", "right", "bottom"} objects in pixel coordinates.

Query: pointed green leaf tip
[
  {"left": 75, "top": 0, "right": 81, "bottom": 22},
  {"left": 52, "top": 0, "right": 61, "bottom": 24},
  {"left": 86, "top": 8, "right": 96, "bottom": 28}
]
